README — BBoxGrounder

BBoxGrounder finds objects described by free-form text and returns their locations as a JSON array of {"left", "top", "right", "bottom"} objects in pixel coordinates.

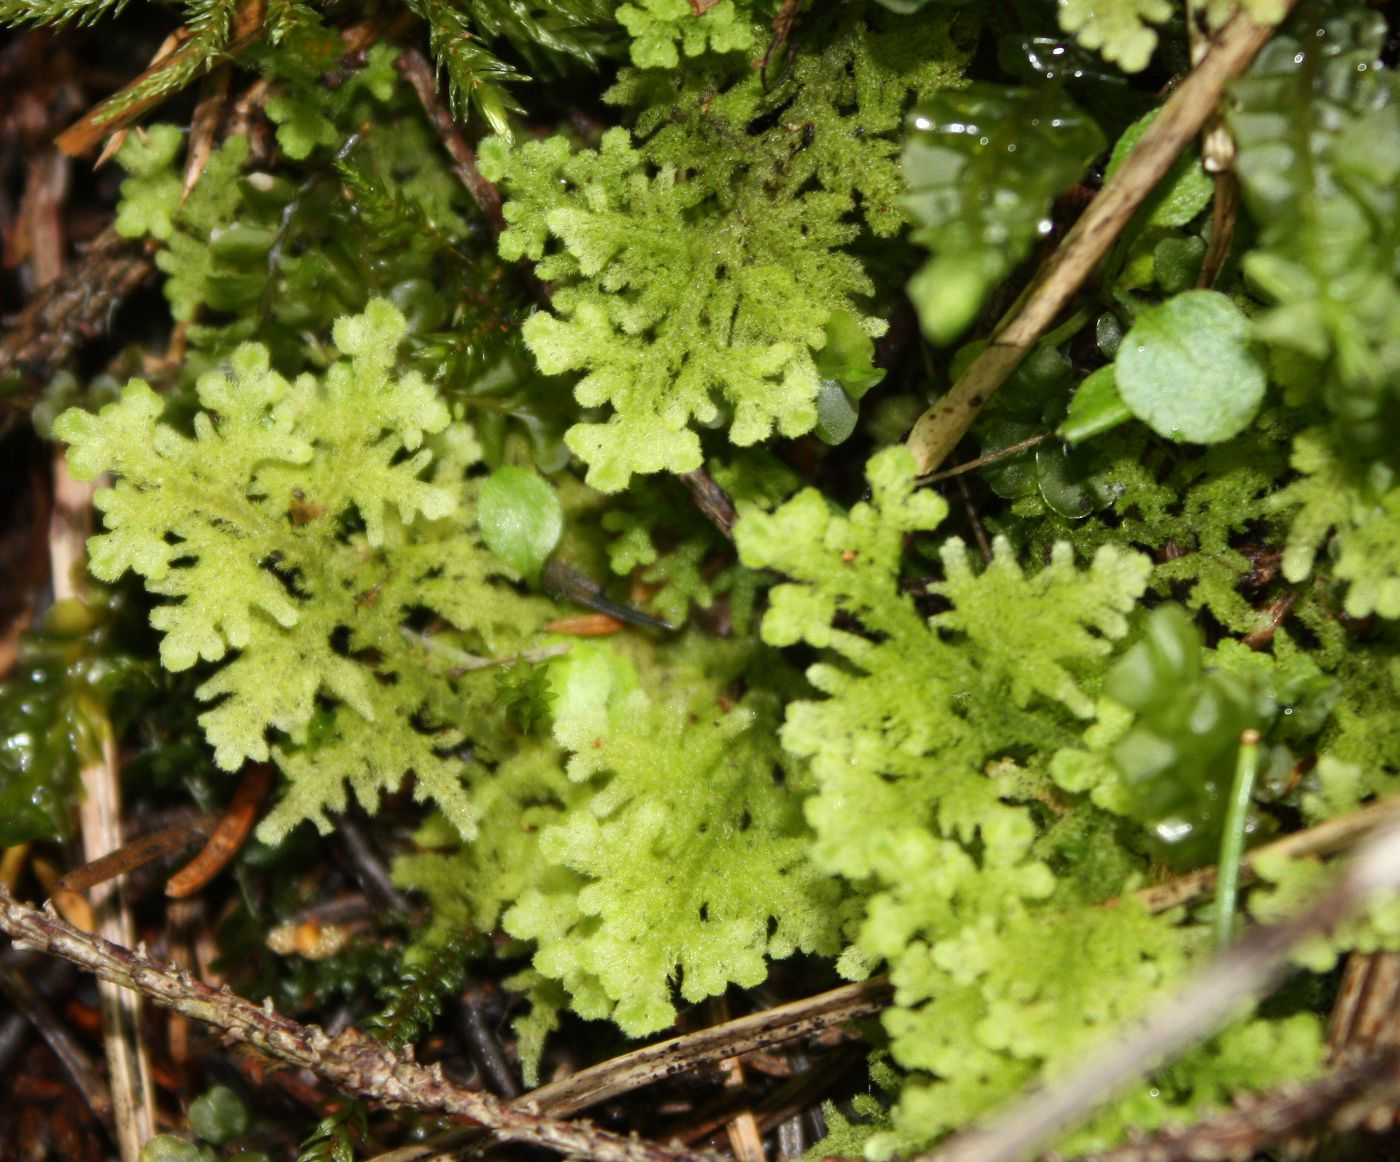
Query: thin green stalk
[{"left": 1214, "top": 729, "right": 1262, "bottom": 949}]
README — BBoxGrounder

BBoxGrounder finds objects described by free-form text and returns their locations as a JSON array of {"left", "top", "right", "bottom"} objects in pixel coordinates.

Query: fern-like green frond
[
  {"left": 405, "top": 0, "right": 527, "bottom": 137},
  {"left": 482, "top": 14, "right": 969, "bottom": 490},
  {"left": 0, "top": 0, "right": 129, "bottom": 27},
  {"left": 56, "top": 300, "right": 550, "bottom": 842},
  {"left": 1056, "top": 0, "right": 1171, "bottom": 73}
]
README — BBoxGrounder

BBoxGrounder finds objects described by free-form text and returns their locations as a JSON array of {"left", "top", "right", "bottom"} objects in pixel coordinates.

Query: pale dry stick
[
  {"left": 905, "top": 2, "right": 1296, "bottom": 478},
  {"left": 712, "top": 997, "right": 768, "bottom": 1162},
  {"left": 523, "top": 976, "right": 892, "bottom": 1118},
  {"left": 396, "top": 47, "right": 505, "bottom": 233},
  {"left": 1070, "top": 1039, "right": 1400, "bottom": 1162},
  {"left": 50, "top": 455, "right": 158, "bottom": 1162},
  {"left": 925, "top": 813, "right": 1400, "bottom": 1162},
  {"left": 0, "top": 888, "right": 721, "bottom": 1162},
  {"left": 368, "top": 977, "right": 893, "bottom": 1162}
]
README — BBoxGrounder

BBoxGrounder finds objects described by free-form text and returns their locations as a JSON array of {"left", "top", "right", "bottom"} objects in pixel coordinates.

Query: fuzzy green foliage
[
  {"left": 481, "top": 12, "right": 970, "bottom": 490},
  {"left": 508, "top": 641, "right": 841, "bottom": 1033},
  {"left": 396, "top": 635, "right": 840, "bottom": 1037},
  {"left": 615, "top": 0, "right": 761, "bottom": 68},
  {"left": 1271, "top": 429, "right": 1400, "bottom": 619},
  {"left": 110, "top": 73, "right": 566, "bottom": 466},
  {"left": 735, "top": 447, "right": 1335, "bottom": 1151},
  {"left": 982, "top": 417, "right": 1294, "bottom": 635},
  {"left": 113, "top": 56, "right": 460, "bottom": 333},
  {"left": 55, "top": 300, "right": 550, "bottom": 842}
]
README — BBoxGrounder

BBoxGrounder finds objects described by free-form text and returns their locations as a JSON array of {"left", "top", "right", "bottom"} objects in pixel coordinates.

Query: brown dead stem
[{"left": 905, "top": 3, "right": 1297, "bottom": 479}]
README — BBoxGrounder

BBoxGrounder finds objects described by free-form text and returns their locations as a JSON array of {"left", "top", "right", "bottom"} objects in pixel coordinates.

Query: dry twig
[
  {"left": 50, "top": 455, "right": 157, "bottom": 1162},
  {"left": 904, "top": 3, "right": 1296, "bottom": 478},
  {"left": 523, "top": 976, "right": 891, "bottom": 1118},
  {"left": 367, "top": 977, "right": 889, "bottom": 1162},
  {"left": 0, "top": 888, "right": 722, "bottom": 1162},
  {"left": 395, "top": 48, "right": 505, "bottom": 233},
  {"left": 0, "top": 228, "right": 153, "bottom": 411}
]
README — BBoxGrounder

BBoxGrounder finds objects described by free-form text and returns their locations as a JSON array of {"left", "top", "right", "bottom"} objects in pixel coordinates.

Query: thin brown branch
[
  {"left": 679, "top": 468, "right": 739, "bottom": 541},
  {"left": 57, "top": 820, "right": 210, "bottom": 895},
  {"left": 0, "top": 888, "right": 722, "bottom": 1162},
  {"left": 0, "top": 227, "right": 153, "bottom": 412},
  {"left": 522, "top": 976, "right": 892, "bottom": 1118},
  {"left": 364, "top": 977, "right": 891, "bottom": 1162},
  {"left": 924, "top": 814, "right": 1400, "bottom": 1162},
  {"left": 905, "top": 3, "right": 1295, "bottom": 477},
  {"left": 918, "top": 435, "right": 1050, "bottom": 487},
  {"left": 1197, "top": 170, "right": 1241, "bottom": 290},
  {"left": 55, "top": 0, "right": 266, "bottom": 157},
  {"left": 1076, "top": 1039, "right": 1400, "bottom": 1162},
  {"left": 395, "top": 48, "right": 505, "bottom": 234},
  {"left": 1131, "top": 793, "right": 1400, "bottom": 916}
]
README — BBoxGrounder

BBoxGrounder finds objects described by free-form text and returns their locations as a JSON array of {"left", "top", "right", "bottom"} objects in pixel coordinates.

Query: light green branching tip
[{"left": 54, "top": 299, "right": 539, "bottom": 844}]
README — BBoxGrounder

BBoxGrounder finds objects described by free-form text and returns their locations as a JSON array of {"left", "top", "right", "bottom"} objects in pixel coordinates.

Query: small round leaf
[
  {"left": 138, "top": 1137, "right": 204, "bottom": 1162},
  {"left": 188, "top": 1086, "right": 248, "bottom": 1145},
  {"left": 1117, "top": 291, "right": 1266, "bottom": 444},
  {"left": 814, "top": 380, "right": 858, "bottom": 445},
  {"left": 1060, "top": 365, "right": 1132, "bottom": 445},
  {"left": 478, "top": 467, "right": 563, "bottom": 581}
]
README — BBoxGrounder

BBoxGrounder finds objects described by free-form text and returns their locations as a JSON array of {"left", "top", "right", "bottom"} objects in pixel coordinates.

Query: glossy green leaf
[
  {"left": 1105, "top": 108, "right": 1213, "bottom": 228},
  {"left": 1036, "top": 440, "right": 1112, "bottom": 518},
  {"left": 1098, "top": 605, "right": 1289, "bottom": 867},
  {"left": 188, "top": 1087, "right": 248, "bottom": 1146},
  {"left": 1153, "top": 234, "right": 1206, "bottom": 292},
  {"left": 815, "top": 309, "right": 885, "bottom": 399},
  {"left": 1229, "top": 1, "right": 1399, "bottom": 446},
  {"left": 814, "top": 380, "right": 859, "bottom": 446},
  {"left": 903, "top": 84, "right": 1104, "bottom": 344},
  {"left": 478, "top": 467, "right": 563, "bottom": 582},
  {"left": 1060, "top": 365, "right": 1131, "bottom": 444},
  {"left": 137, "top": 1137, "right": 205, "bottom": 1162},
  {"left": 1116, "top": 290, "right": 1266, "bottom": 443}
]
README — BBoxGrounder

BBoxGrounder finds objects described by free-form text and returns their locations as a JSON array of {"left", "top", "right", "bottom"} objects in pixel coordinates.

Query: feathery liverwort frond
[
  {"left": 396, "top": 635, "right": 841, "bottom": 1038},
  {"left": 735, "top": 449, "right": 1328, "bottom": 1151},
  {"left": 482, "top": 15, "right": 969, "bottom": 490},
  {"left": 55, "top": 300, "right": 551, "bottom": 843}
]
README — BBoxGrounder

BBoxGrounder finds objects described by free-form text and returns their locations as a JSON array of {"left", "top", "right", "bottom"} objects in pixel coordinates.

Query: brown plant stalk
[
  {"left": 0, "top": 888, "right": 720, "bottom": 1162},
  {"left": 904, "top": 2, "right": 1297, "bottom": 478}
]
